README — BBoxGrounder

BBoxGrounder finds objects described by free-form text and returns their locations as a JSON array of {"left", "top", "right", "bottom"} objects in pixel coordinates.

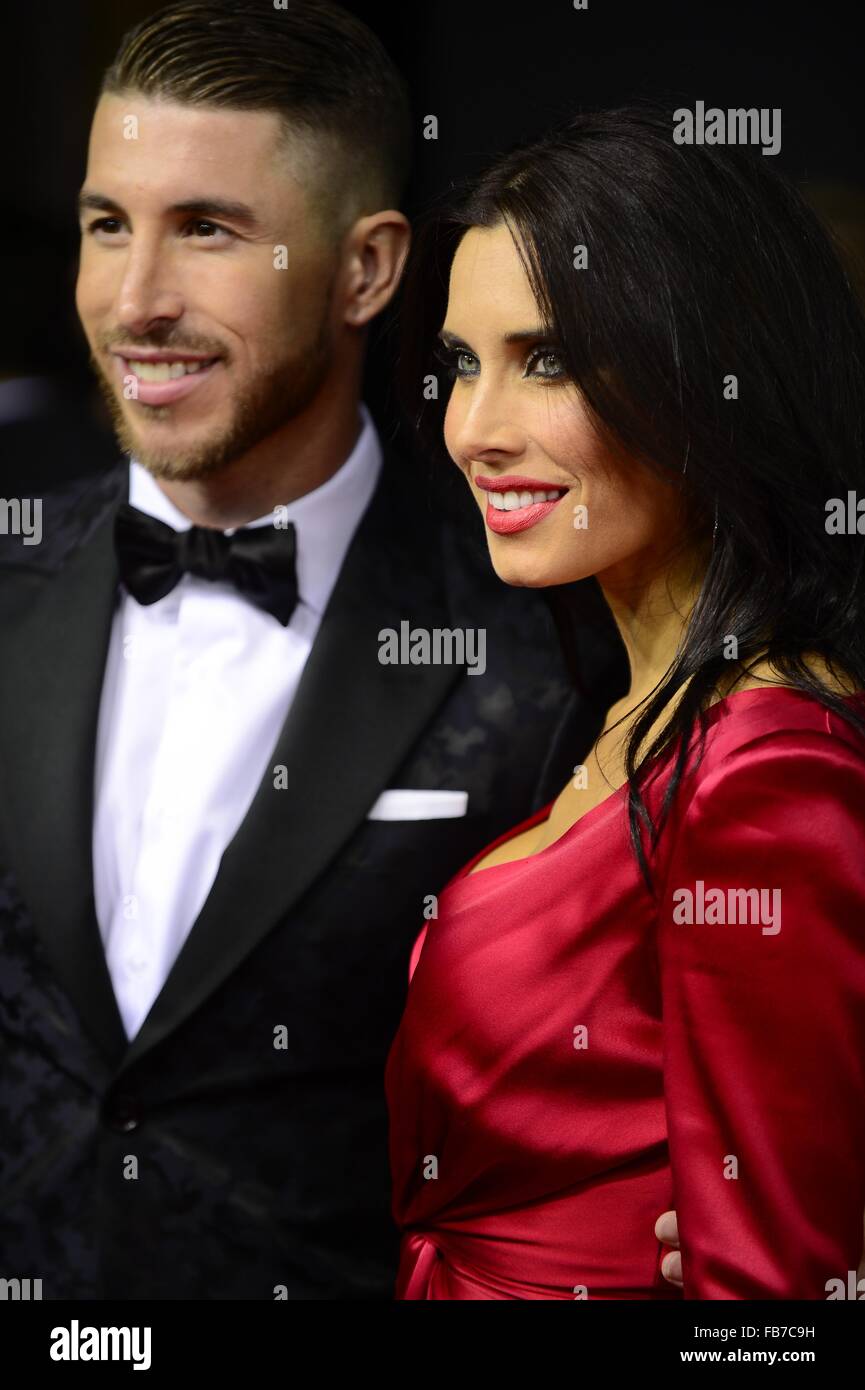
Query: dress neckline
[{"left": 460, "top": 684, "right": 865, "bottom": 881}]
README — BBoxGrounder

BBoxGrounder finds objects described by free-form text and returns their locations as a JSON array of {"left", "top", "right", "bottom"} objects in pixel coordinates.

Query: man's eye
[
  {"left": 87, "top": 217, "right": 123, "bottom": 236},
  {"left": 187, "top": 220, "right": 230, "bottom": 239},
  {"left": 84, "top": 218, "right": 231, "bottom": 240}
]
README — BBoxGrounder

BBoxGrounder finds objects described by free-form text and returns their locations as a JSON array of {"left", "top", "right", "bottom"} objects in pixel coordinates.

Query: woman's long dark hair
[{"left": 397, "top": 103, "right": 865, "bottom": 895}]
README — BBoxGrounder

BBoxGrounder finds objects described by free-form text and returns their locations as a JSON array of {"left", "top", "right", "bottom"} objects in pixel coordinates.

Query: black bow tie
[{"left": 114, "top": 502, "right": 299, "bottom": 626}]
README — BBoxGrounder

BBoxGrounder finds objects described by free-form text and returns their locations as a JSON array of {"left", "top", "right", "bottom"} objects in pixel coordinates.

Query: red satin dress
[{"left": 385, "top": 687, "right": 865, "bottom": 1299}]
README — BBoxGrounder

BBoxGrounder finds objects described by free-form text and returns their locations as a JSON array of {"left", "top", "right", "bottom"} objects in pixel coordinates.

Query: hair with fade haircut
[{"left": 100, "top": 0, "right": 412, "bottom": 243}]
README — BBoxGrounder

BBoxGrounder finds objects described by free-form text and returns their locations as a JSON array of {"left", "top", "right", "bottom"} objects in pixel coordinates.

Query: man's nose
[{"left": 114, "top": 243, "right": 184, "bottom": 334}]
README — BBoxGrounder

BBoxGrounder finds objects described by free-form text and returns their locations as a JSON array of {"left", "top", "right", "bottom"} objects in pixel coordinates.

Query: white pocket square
[{"left": 366, "top": 789, "right": 469, "bottom": 822}]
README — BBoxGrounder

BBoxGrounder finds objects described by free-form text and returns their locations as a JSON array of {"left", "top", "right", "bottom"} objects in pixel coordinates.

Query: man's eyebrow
[
  {"left": 77, "top": 190, "right": 263, "bottom": 228},
  {"left": 438, "top": 327, "right": 554, "bottom": 348}
]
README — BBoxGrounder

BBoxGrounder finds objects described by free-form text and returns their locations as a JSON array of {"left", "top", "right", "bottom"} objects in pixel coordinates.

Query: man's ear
[{"left": 342, "top": 210, "right": 411, "bottom": 327}]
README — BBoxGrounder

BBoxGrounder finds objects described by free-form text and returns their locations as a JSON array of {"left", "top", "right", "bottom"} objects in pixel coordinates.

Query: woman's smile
[{"left": 476, "top": 472, "right": 571, "bottom": 534}]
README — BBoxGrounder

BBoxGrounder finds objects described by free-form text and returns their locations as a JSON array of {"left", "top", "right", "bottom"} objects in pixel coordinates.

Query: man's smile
[{"left": 110, "top": 349, "right": 224, "bottom": 406}]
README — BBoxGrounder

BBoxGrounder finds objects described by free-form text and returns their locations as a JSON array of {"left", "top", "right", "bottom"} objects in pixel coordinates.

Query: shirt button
[{"left": 104, "top": 1093, "right": 142, "bottom": 1133}]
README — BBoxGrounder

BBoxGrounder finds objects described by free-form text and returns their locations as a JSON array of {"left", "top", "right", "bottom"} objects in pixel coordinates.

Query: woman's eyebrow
[
  {"left": 438, "top": 327, "right": 552, "bottom": 348},
  {"left": 438, "top": 329, "right": 471, "bottom": 349},
  {"left": 503, "top": 328, "right": 553, "bottom": 343}
]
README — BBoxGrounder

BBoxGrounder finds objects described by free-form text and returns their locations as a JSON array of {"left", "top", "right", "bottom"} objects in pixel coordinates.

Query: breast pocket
[{"left": 366, "top": 789, "right": 469, "bottom": 821}]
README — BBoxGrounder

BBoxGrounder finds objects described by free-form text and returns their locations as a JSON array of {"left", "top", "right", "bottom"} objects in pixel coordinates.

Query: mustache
[{"left": 99, "top": 337, "right": 227, "bottom": 357}]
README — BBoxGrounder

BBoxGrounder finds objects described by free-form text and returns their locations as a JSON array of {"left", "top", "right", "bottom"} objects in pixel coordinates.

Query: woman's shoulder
[
  {"left": 707, "top": 652, "right": 861, "bottom": 704},
  {"left": 653, "top": 666, "right": 865, "bottom": 911},
  {"left": 644, "top": 659, "right": 865, "bottom": 888},
  {"left": 686, "top": 655, "right": 865, "bottom": 791}
]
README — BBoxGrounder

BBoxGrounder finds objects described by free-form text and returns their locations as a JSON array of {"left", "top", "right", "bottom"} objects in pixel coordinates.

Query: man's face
[{"left": 76, "top": 94, "right": 340, "bottom": 481}]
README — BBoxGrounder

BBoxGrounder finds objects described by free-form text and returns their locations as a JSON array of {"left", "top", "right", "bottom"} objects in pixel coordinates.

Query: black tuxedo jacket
[{"left": 0, "top": 448, "right": 621, "bottom": 1299}]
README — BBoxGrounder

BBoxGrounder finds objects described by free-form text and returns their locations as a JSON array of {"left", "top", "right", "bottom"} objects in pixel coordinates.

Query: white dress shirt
[{"left": 92, "top": 405, "right": 382, "bottom": 1040}]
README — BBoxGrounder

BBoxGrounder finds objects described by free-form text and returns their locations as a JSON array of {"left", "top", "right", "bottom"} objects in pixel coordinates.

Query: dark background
[{"left": 2, "top": 0, "right": 864, "bottom": 481}]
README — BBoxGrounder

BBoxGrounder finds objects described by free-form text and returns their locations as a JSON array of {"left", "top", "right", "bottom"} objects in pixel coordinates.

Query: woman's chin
[{"left": 486, "top": 544, "right": 568, "bottom": 590}]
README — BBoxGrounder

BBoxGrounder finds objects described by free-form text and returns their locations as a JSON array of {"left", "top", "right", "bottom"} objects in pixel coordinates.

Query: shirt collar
[{"left": 127, "top": 403, "right": 382, "bottom": 618}]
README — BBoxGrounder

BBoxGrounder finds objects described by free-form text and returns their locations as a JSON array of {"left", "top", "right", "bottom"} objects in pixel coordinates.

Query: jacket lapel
[
  {"left": 0, "top": 457, "right": 465, "bottom": 1072},
  {"left": 0, "top": 472, "right": 129, "bottom": 1066},
  {"left": 120, "top": 458, "right": 462, "bottom": 1070}
]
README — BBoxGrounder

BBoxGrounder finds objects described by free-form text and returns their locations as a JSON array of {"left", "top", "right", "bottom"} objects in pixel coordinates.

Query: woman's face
[{"left": 441, "top": 223, "right": 690, "bottom": 591}]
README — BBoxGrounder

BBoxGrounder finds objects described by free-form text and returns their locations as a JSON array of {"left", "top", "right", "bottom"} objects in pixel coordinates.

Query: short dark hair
[
  {"left": 398, "top": 102, "right": 865, "bottom": 893},
  {"left": 101, "top": 0, "right": 412, "bottom": 239}
]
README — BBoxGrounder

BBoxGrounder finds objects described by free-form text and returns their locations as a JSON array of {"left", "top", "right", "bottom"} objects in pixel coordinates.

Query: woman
[{"left": 385, "top": 106, "right": 865, "bottom": 1299}]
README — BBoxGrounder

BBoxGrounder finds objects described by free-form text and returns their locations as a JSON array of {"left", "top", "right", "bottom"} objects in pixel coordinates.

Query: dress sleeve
[{"left": 658, "top": 728, "right": 865, "bottom": 1298}]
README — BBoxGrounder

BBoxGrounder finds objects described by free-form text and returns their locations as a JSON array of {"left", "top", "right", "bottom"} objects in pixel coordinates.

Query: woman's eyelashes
[
  {"left": 433, "top": 342, "right": 567, "bottom": 383},
  {"left": 432, "top": 343, "right": 478, "bottom": 379}
]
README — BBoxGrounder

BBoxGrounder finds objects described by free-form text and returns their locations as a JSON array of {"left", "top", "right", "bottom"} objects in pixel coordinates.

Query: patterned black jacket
[{"left": 0, "top": 448, "right": 622, "bottom": 1299}]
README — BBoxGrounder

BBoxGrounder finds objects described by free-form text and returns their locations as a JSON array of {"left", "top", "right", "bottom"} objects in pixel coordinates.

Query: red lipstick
[
  {"left": 486, "top": 497, "right": 565, "bottom": 534},
  {"left": 475, "top": 474, "right": 569, "bottom": 535},
  {"left": 476, "top": 475, "right": 566, "bottom": 493}
]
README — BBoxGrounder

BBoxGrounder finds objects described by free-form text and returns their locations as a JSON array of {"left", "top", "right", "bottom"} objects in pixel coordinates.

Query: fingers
[
  {"left": 656, "top": 1211, "right": 683, "bottom": 1289},
  {"left": 654, "top": 1210, "right": 680, "bottom": 1248},
  {"left": 661, "top": 1249, "right": 683, "bottom": 1286}
]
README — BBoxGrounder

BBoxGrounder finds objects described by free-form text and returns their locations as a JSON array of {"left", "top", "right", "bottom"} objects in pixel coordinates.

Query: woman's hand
[
  {"left": 655, "top": 1210, "right": 683, "bottom": 1289},
  {"left": 655, "top": 1207, "right": 865, "bottom": 1291}
]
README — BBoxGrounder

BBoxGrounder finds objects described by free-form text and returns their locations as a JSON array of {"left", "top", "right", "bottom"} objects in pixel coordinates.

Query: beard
[{"left": 89, "top": 298, "right": 334, "bottom": 484}]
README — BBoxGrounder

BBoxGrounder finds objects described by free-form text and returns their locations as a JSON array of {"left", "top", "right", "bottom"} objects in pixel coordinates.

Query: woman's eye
[
  {"left": 432, "top": 342, "right": 566, "bottom": 383},
  {"left": 526, "top": 349, "right": 566, "bottom": 379},
  {"left": 454, "top": 350, "right": 478, "bottom": 376},
  {"left": 433, "top": 344, "right": 479, "bottom": 380}
]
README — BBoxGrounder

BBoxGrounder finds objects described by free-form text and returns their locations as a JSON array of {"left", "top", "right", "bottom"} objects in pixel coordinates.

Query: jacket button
[{"left": 104, "top": 1093, "right": 142, "bottom": 1132}]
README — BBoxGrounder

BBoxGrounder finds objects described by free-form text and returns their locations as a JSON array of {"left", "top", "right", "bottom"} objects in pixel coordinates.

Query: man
[{"left": 0, "top": 0, "right": 618, "bottom": 1298}]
